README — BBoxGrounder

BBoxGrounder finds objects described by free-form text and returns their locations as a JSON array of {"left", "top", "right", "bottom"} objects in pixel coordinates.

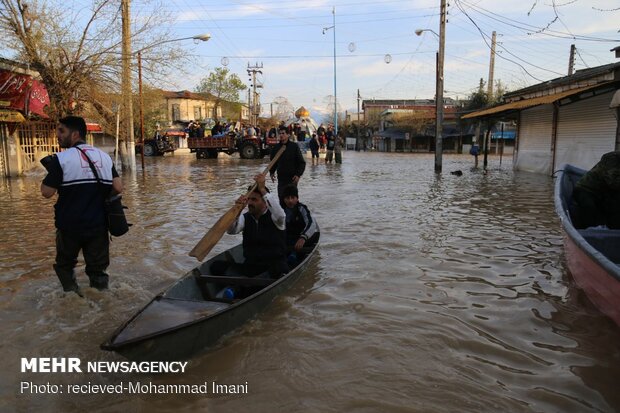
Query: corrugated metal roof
[
  {"left": 461, "top": 84, "right": 608, "bottom": 119},
  {"left": 504, "top": 62, "right": 620, "bottom": 98}
]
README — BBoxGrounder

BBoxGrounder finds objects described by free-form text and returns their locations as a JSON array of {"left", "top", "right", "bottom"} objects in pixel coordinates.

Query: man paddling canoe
[{"left": 212, "top": 173, "right": 289, "bottom": 280}]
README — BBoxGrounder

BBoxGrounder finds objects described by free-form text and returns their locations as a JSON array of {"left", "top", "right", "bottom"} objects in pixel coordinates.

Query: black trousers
[{"left": 54, "top": 229, "right": 110, "bottom": 291}]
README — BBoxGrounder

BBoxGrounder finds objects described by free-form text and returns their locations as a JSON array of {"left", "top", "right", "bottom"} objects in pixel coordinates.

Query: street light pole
[
  {"left": 323, "top": 7, "right": 337, "bottom": 134},
  {"left": 138, "top": 50, "right": 144, "bottom": 170},
  {"left": 136, "top": 34, "right": 211, "bottom": 170}
]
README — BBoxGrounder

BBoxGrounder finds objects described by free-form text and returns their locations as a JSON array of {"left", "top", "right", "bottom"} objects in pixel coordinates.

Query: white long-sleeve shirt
[{"left": 228, "top": 191, "right": 286, "bottom": 234}]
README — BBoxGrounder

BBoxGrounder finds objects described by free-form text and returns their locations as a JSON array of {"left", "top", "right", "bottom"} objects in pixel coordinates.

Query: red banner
[
  {"left": 0, "top": 69, "right": 50, "bottom": 118},
  {"left": 28, "top": 79, "right": 50, "bottom": 118}
]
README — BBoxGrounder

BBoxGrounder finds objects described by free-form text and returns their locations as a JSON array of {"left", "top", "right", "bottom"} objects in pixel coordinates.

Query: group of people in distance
[
  {"left": 211, "top": 120, "right": 262, "bottom": 139},
  {"left": 266, "top": 121, "right": 343, "bottom": 165},
  {"left": 212, "top": 125, "right": 320, "bottom": 287}
]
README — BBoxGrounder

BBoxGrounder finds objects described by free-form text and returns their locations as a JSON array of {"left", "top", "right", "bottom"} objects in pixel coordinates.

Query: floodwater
[{"left": 1, "top": 151, "right": 619, "bottom": 413}]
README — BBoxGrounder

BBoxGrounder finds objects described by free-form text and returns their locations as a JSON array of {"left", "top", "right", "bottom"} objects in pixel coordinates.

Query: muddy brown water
[{"left": 1, "top": 151, "right": 619, "bottom": 412}]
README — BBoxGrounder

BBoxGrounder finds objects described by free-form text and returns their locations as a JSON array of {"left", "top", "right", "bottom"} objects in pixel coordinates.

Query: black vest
[{"left": 242, "top": 210, "right": 286, "bottom": 263}]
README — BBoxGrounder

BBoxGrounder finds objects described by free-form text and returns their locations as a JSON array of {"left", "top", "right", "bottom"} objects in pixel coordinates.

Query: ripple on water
[{"left": 2, "top": 153, "right": 620, "bottom": 412}]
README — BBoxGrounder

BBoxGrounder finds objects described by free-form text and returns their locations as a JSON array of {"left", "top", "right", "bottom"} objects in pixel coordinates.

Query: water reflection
[{"left": 1, "top": 152, "right": 619, "bottom": 412}]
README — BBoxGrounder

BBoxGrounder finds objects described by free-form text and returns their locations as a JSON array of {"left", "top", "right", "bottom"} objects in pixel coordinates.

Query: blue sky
[{"left": 35, "top": 1, "right": 620, "bottom": 118}]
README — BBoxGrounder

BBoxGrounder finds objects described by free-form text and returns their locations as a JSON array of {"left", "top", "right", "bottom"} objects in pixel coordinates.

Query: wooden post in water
[
  {"left": 483, "top": 127, "right": 490, "bottom": 171},
  {"left": 499, "top": 122, "right": 504, "bottom": 167},
  {"left": 474, "top": 120, "right": 481, "bottom": 168}
]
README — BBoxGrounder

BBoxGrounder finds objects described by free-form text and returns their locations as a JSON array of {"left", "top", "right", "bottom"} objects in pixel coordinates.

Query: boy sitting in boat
[
  {"left": 573, "top": 151, "right": 620, "bottom": 229},
  {"left": 282, "top": 184, "right": 320, "bottom": 265}
]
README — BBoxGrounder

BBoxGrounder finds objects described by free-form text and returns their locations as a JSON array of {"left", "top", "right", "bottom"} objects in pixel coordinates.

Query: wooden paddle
[{"left": 189, "top": 145, "right": 287, "bottom": 261}]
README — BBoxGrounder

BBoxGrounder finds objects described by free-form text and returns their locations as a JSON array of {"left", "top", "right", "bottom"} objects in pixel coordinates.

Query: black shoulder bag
[{"left": 75, "top": 145, "right": 130, "bottom": 237}]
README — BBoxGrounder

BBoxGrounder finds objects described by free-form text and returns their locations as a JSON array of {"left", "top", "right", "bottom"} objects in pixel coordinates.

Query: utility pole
[
  {"left": 247, "top": 62, "right": 263, "bottom": 125},
  {"left": 487, "top": 31, "right": 497, "bottom": 101},
  {"left": 247, "top": 89, "right": 251, "bottom": 124},
  {"left": 435, "top": 0, "right": 446, "bottom": 173},
  {"left": 568, "top": 44, "right": 576, "bottom": 75},
  {"left": 121, "top": 0, "right": 135, "bottom": 170}
]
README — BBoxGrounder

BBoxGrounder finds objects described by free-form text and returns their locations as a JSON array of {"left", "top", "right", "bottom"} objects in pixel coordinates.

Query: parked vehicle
[
  {"left": 135, "top": 130, "right": 183, "bottom": 156},
  {"left": 188, "top": 131, "right": 278, "bottom": 159}
]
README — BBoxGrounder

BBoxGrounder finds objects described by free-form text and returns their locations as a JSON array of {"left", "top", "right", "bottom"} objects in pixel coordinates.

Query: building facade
[
  {"left": 361, "top": 98, "right": 466, "bottom": 153},
  {"left": 161, "top": 90, "right": 221, "bottom": 124},
  {"left": 464, "top": 62, "right": 620, "bottom": 175}
]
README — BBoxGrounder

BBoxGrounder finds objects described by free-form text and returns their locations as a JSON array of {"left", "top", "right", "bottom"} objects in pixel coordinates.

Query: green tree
[
  {"left": 220, "top": 100, "right": 243, "bottom": 123},
  {"left": 194, "top": 67, "right": 246, "bottom": 121},
  {"left": 132, "top": 87, "right": 167, "bottom": 140},
  {"left": 466, "top": 78, "right": 507, "bottom": 110},
  {"left": 461, "top": 78, "right": 510, "bottom": 145}
]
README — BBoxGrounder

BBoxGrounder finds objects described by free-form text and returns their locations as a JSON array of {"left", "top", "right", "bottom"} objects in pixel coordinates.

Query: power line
[
  {"left": 459, "top": 0, "right": 620, "bottom": 43},
  {"left": 454, "top": 0, "right": 547, "bottom": 82}
]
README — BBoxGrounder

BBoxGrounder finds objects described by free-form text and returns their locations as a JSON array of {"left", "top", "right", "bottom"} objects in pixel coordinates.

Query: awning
[
  {"left": 0, "top": 109, "right": 26, "bottom": 123},
  {"left": 461, "top": 83, "right": 608, "bottom": 119}
]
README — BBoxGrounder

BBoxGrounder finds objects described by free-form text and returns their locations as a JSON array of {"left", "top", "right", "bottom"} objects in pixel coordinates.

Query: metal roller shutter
[
  {"left": 555, "top": 91, "right": 617, "bottom": 171},
  {"left": 516, "top": 105, "right": 553, "bottom": 174}
]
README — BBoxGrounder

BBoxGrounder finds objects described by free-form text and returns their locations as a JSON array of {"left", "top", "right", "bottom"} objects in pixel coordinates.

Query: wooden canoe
[
  {"left": 554, "top": 164, "right": 620, "bottom": 326},
  {"left": 101, "top": 236, "right": 319, "bottom": 361}
]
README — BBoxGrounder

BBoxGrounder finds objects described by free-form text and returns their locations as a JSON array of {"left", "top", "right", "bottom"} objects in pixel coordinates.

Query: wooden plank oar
[{"left": 189, "top": 145, "right": 287, "bottom": 261}]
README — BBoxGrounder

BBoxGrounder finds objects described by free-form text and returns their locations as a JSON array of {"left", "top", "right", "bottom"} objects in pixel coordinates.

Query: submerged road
[{"left": 1, "top": 151, "right": 619, "bottom": 412}]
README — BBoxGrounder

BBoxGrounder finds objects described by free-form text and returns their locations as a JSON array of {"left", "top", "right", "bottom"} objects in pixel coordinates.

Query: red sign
[
  {"left": 28, "top": 79, "right": 50, "bottom": 118},
  {"left": 0, "top": 69, "right": 50, "bottom": 118},
  {"left": 86, "top": 123, "right": 102, "bottom": 133}
]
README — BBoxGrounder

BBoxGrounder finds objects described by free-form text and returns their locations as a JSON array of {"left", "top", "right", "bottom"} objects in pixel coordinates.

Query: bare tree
[
  {"left": 0, "top": 0, "right": 191, "bottom": 121},
  {"left": 272, "top": 96, "right": 294, "bottom": 121},
  {"left": 322, "top": 94, "right": 342, "bottom": 125}
]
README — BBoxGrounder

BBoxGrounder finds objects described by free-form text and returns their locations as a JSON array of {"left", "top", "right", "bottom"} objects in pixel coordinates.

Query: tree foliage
[
  {"left": 194, "top": 67, "right": 246, "bottom": 120},
  {"left": 390, "top": 111, "right": 434, "bottom": 136},
  {"left": 0, "top": 0, "right": 188, "bottom": 121},
  {"left": 466, "top": 78, "right": 508, "bottom": 110},
  {"left": 133, "top": 87, "right": 167, "bottom": 140},
  {"left": 462, "top": 78, "right": 510, "bottom": 134},
  {"left": 220, "top": 100, "right": 243, "bottom": 123}
]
